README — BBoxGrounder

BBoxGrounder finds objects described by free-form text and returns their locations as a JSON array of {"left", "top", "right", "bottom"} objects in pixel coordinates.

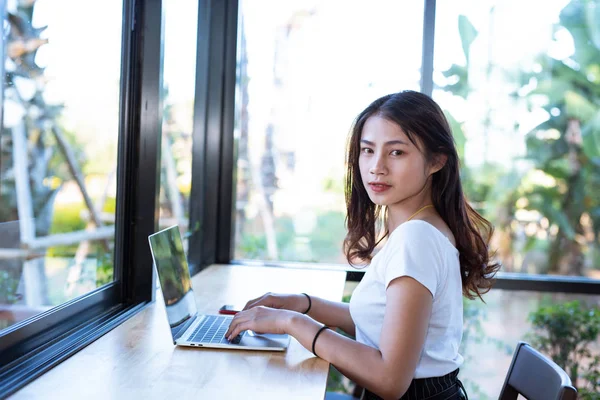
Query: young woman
[{"left": 225, "top": 91, "right": 500, "bottom": 400}]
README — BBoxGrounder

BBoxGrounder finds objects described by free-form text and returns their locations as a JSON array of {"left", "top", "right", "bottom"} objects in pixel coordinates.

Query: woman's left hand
[{"left": 225, "top": 306, "right": 294, "bottom": 341}]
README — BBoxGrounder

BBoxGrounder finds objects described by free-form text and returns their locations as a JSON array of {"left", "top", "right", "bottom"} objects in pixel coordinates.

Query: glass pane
[
  {"left": 158, "top": 0, "right": 197, "bottom": 244},
  {"left": 233, "top": 0, "right": 424, "bottom": 263},
  {"left": 0, "top": 0, "right": 123, "bottom": 332},
  {"left": 461, "top": 290, "right": 600, "bottom": 397},
  {"left": 434, "top": 0, "right": 600, "bottom": 279}
]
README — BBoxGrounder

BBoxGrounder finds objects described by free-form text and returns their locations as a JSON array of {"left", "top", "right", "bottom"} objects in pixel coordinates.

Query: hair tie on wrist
[
  {"left": 312, "top": 325, "right": 330, "bottom": 358},
  {"left": 301, "top": 293, "right": 311, "bottom": 314}
]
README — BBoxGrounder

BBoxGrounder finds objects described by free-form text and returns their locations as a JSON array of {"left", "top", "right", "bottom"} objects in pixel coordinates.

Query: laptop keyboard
[{"left": 188, "top": 315, "right": 243, "bottom": 344}]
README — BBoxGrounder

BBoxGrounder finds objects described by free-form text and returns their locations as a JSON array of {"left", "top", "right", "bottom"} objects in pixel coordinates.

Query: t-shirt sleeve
[{"left": 382, "top": 223, "right": 444, "bottom": 297}]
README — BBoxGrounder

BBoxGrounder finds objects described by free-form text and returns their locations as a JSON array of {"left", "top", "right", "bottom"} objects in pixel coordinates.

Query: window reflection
[{"left": 0, "top": 0, "right": 122, "bottom": 331}]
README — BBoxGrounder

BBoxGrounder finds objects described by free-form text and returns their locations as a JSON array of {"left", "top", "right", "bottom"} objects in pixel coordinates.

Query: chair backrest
[{"left": 498, "top": 341, "right": 578, "bottom": 400}]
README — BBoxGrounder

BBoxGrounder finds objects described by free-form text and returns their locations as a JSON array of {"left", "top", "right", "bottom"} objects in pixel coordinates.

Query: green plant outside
[
  {"left": 47, "top": 198, "right": 116, "bottom": 287},
  {"left": 528, "top": 300, "right": 600, "bottom": 397}
]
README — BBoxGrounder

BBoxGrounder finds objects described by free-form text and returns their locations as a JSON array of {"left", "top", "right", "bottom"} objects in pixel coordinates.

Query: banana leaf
[
  {"left": 458, "top": 14, "right": 478, "bottom": 65},
  {"left": 560, "top": 0, "right": 600, "bottom": 68},
  {"left": 527, "top": 189, "right": 576, "bottom": 240},
  {"left": 564, "top": 90, "right": 597, "bottom": 122},
  {"left": 444, "top": 110, "right": 466, "bottom": 161},
  {"left": 581, "top": 109, "right": 600, "bottom": 159},
  {"left": 584, "top": 0, "right": 600, "bottom": 50}
]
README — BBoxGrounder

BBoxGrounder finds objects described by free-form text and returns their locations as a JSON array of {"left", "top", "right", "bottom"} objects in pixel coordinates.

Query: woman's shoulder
[
  {"left": 389, "top": 220, "right": 457, "bottom": 253},
  {"left": 389, "top": 220, "right": 443, "bottom": 240}
]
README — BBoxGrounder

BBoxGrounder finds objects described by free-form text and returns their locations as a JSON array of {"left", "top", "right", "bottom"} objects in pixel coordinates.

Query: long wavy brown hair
[{"left": 344, "top": 91, "right": 500, "bottom": 300}]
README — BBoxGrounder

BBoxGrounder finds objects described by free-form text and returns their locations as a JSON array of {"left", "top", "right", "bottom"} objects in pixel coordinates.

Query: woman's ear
[{"left": 429, "top": 154, "right": 448, "bottom": 175}]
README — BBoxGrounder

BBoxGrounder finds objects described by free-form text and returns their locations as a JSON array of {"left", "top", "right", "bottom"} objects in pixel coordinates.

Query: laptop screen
[{"left": 148, "top": 226, "right": 198, "bottom": 336}]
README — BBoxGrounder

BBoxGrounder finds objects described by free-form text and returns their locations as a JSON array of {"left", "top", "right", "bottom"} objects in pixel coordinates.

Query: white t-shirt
[{"left": 349, "top": 220, "right": 464, "bottom": 378}]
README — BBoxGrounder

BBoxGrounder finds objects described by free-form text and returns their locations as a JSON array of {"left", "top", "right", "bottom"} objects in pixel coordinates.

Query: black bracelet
[
  {"left": 301, "top": 293, "right": 311, "bottom": 314},
  {"left": 312, "top": 325, "right": 330, "bottom": 358}
]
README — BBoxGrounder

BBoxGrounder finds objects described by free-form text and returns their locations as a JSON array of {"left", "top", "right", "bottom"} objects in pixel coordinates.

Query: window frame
[
  {"left": 0, "top": 0, "right": 164, "bottom": 396},
  {"left": 187, "top": 0, "right": 239, "bottom": 276}
]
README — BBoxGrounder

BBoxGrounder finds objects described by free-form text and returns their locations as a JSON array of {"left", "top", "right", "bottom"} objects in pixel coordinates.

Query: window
[
  {"left": 0, "top": 0, "right": 162, "bottom": 396},
  {"left": 232, "top": 0, "right": 425, "bottom": 264},
  {"left": 459, "top": 290, "right": 600, "bottom": 397},
  {"left": 433, "top": 0, "right": 600, "bottom": 281},
  {"left": 0, "top": 0, "right": 122, "bottom": 333},
  {"left": 159, "top": 0, "right": 199, "bottom": 254}
]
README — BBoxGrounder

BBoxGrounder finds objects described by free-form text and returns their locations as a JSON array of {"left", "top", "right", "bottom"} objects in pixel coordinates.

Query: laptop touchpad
[{"left": 240, "top": 332, "right": 290, "bottom": 349}]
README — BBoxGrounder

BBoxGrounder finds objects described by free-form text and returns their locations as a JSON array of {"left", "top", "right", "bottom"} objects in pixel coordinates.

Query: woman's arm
[
  {"left": 286, "top": 277, "right": 432, "bottom": 400},
  {"left": 241, "top": 293, "right": 356, "bottom": 338},
  {"left": 305, "top": 296, "right": 355, "bottom": 337}
]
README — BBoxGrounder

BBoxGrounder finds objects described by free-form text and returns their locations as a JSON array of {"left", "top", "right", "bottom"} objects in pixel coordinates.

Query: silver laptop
[{"left": 148, "top": 225, "right": 290, "bottom": 351}]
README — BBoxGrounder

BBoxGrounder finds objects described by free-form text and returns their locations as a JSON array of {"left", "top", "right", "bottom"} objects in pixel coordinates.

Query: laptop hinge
[{"left": 172, "top": 315, "right": 198, "bottom": 343}]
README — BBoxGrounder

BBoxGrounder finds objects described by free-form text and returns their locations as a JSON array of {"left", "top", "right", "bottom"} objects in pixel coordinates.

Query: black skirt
[{"left": 361, "top": 369, "right": 468, "bottom": 400}]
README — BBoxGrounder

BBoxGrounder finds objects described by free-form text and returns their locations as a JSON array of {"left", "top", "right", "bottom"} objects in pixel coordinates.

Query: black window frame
[
  {"left": 192, "top": 0, "right": 600, "bottom": 295},
  {"left": 187, "top": 0, "right": 239, "bottom": 276},
  {"left": 0, "top": 0, "right": 164, "bottom": 396}
]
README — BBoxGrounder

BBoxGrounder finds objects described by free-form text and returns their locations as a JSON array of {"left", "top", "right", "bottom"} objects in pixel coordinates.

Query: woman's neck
[{"left": 386, "top": 195, "right": 434, "bottom": 233}]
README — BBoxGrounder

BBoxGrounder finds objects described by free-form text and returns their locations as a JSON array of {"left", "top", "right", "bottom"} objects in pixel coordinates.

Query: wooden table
[{"left": 10, "top": 264, "right": 347, "bottom": 400}]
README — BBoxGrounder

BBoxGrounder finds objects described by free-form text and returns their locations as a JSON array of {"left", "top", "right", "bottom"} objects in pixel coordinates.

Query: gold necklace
[{"left": 407, "top": 204, "right": 434, "bottom": 221}]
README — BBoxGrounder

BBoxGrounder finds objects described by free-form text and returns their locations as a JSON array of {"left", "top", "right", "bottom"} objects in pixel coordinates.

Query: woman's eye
[
  {"left": 390, "top": 150, "right": 404, "bottom": 156},
  {"left": 361, "top": 148, "right": 373, "bottom": 154}
]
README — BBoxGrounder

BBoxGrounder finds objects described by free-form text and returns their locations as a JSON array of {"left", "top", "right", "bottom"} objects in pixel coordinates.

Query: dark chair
[{"left": 499, "top": 341, "right": 577, "bottom": 400}]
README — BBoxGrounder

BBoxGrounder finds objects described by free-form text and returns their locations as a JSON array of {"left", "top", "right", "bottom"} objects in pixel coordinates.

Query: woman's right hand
[{"left": 242, "top": 292, "right": 310, "bottom": 314}]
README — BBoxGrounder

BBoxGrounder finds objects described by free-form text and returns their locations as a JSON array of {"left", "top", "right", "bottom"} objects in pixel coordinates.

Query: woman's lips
[{"left": 369, "top": 183, "right": 391, "bottom": 193}]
